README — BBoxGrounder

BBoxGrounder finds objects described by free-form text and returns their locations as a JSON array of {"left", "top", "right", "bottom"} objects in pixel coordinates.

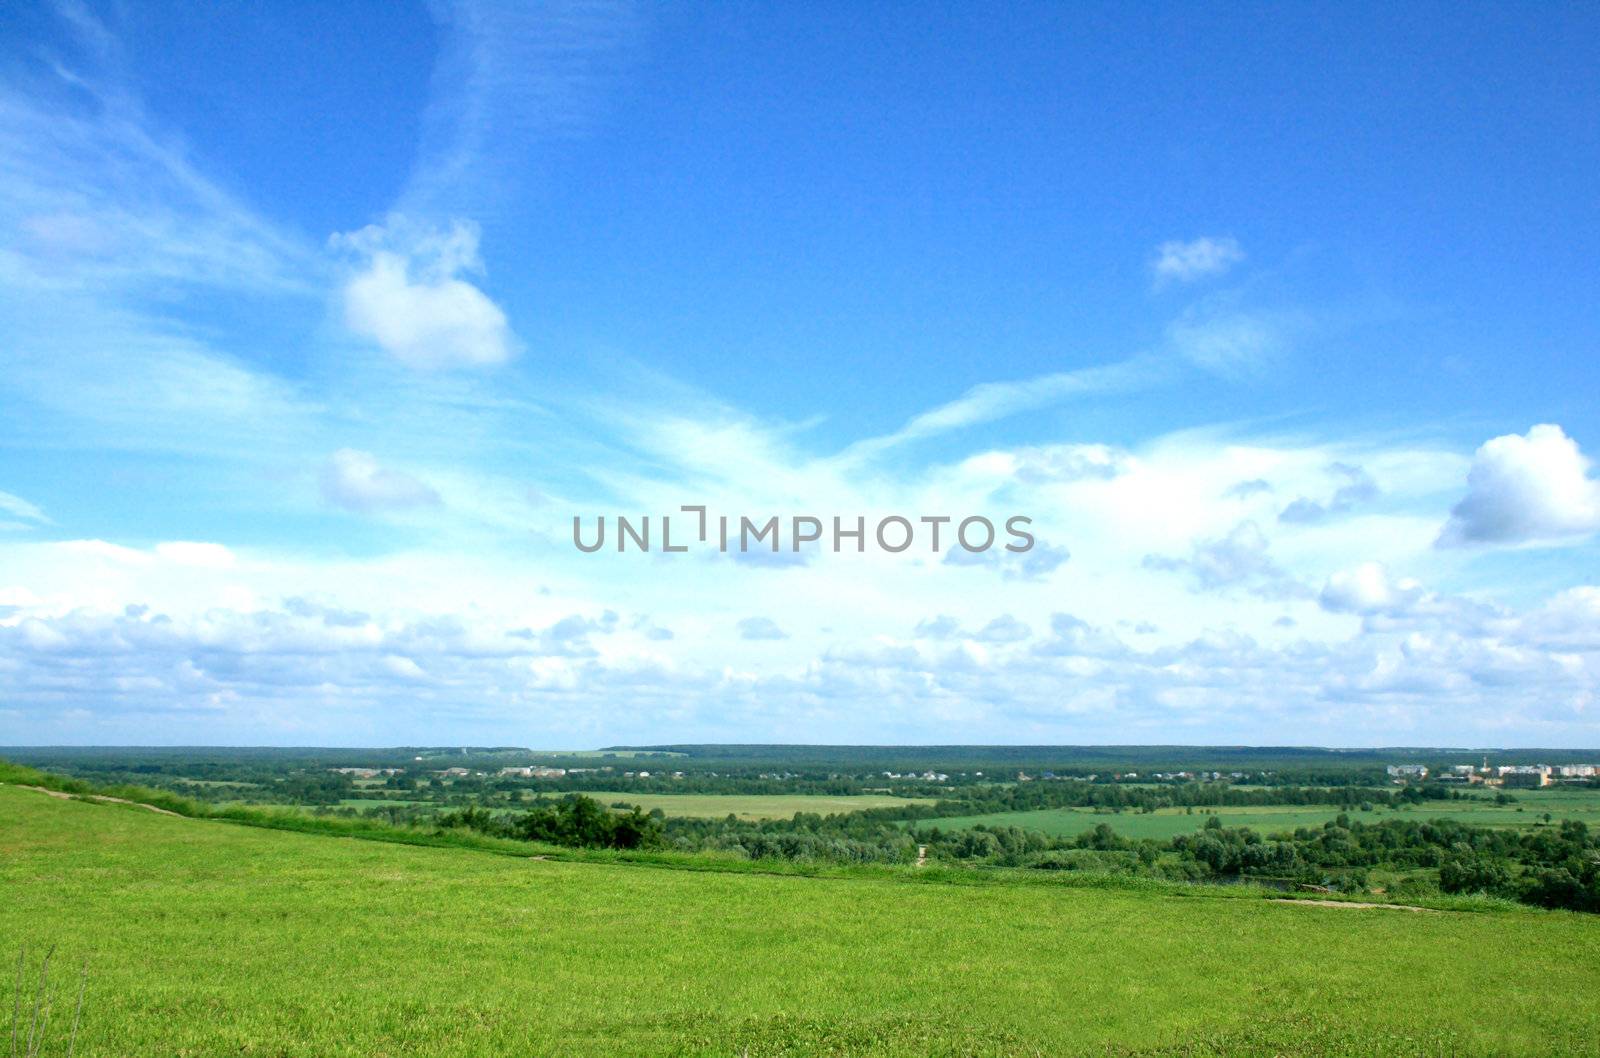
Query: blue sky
[{"left": 2, "top": 1, "right": 1599, "bottom": 747}]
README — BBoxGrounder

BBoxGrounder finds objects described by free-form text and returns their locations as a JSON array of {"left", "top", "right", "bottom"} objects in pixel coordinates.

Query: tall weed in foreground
[{"left": 8, "top": 946, "right": 87, "bottom": 1058}]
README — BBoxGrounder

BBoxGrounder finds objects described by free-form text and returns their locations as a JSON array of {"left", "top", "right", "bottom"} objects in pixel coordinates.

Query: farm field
[
  {"left": 576, "top": 790, "right": 936, "bottom": 819},
  {"left": 209, "top": 792, "right": 935, "bottom": 820},
  {"left": 4, "top": 784, "right": 1600, "bottom": 1057},
  {"left": 923, "top": 790, "right": 1600, "bottom": 841}
]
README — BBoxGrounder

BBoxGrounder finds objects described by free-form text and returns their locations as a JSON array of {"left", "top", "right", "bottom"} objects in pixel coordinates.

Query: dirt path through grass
[
  {"left": 1274, "top": 897, "right": 1442, "bottom": 912},
  {"left": 16, "top": 784, "right": 183, "bottom": 817}
]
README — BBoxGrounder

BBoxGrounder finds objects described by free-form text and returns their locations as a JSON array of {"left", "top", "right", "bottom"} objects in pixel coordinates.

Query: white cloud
[
  {"left": 153, "top": 541, "right": 236, "bottom": 569},
  {"left": 840, "top": 356, "right": 1161, "bottom": 460},
  {"left": 974, "top": 614, "right": 1030, "bottom": 643},
  {"left": 1165, "top": 306, "right": 1282, "bottom": 374},
  {"left": 914, "top": 615, "right": 962, "bottom": 640},
  {"left": 737, "top": 616, "right": 788, "bottom": 641},
  {"left": 1437, "top": 424, "right": 1600, "bottom": 546},
  {"left": 1012, "top": 444, "right": 1130, "bottom": 484},
  {"left": 1319, "top": 563, "right": 1425, "bottom": 617},
  {"left": 0, "top": 17, "right": 311, "bottom": 297},
  {"left": 399, "top": 0, "right": 645, "bottom": 216},
  {"left": 1223, "top": 479, "right": 1273, "bottom": 500},
  {"left": 943, "top": 541, "right": 1070, "bottom": 581},
  {"left": 0, "top": 491, "right": 49, "bottom": 528},
  {"left": 1152, "top": 236, "right": 1244, "bottom": 284},
  {"left": 382, "top": 655, "right": 428, "bottom": 681},
  {"left": 1143, "top": 521, "right": 1307, "bottom": 599},
  {"left": 1279, "top": 462, "right": 1379, "bottom": 524},
  {"left": 0, "top": 351, "right": 1591, "bottom": 745},
  {"left": 334, "top": 218, "right": 513, "bottom": 368},
  {"left": 0, "top": 532, "right": 1597, "bottom": 744},
  {"left": 320, "top": 449, "right": 441, "bottom": 512}
]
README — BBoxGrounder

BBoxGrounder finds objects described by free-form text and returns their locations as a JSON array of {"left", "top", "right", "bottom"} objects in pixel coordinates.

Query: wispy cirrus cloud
[
  {"left": 0, "top": 3, "right": 327, "bottom": 466},
  {"left": 1164, "top": 302, "right": 1289, "bottom": 375},
  {"left": 0, "top": 491, "right": 50, "bottom": 530},
  {"left": 0, "top": 15, "right": 314, "bottom": 297},
  {"left": 840, "top": 355, "right": 1167, "bottom": 463},
  {"left": 400, "top": 0, "right": 646, "bottom": 217}
]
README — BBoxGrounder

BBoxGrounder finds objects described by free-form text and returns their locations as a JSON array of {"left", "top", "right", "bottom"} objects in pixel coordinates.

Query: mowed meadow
[
  {"left": 924, "top": 788, "right": 1600, "bottom": 842},
  {"left": 3, "top": 784, "right": 1600, "bottom": 1057},
  {"left": 284, "top": 792, "right": 933, "bottom": 822},
  {"left": 563, "top": 791, "right": 937, "bottom": 820}
]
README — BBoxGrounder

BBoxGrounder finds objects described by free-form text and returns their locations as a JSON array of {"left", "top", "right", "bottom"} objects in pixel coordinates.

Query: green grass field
[
  {"left": 3, "top": 784, "right": 1600, "bottom": 1056},
  {"left": 576, "top": 790, "right": 936, "bottom": 820},
  {"left": 924, "top": 789, "right": 1600, "bottom": 841},
  {"left": 310, "top": 792, "right": 934, "bottom": 820}
]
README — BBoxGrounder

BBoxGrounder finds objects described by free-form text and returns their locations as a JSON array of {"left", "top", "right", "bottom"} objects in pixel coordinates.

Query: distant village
[
  {"left": 325, "top": 759, "right": 1600, "bottom": 791},
  {"left": 1386, "top": 762, "right": 1600, "bottom": 788},
  {"left": 1013, "top": 770, "right": 1259, "bottom": 783}
]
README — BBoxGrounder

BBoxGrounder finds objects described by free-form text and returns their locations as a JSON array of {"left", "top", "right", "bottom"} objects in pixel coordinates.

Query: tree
[{"left": 1438, "top": 856, "right": 1513, "bottom": 896}]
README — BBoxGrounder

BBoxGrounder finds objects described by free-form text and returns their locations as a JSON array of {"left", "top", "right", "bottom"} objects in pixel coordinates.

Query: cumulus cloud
[
  {"left": 2, "top": 565, "right": 1599, "bottom": 744},
  {"left": 1223, "top": 479, "right": 1273, "bottom": 500},
  {"left": 1319, "top": 562, "right": 1425, "bottom": 617},
  {"left": 943, "top": 541, "right": 1070, "bottom": 581},
  {"left": 153, "top": 541, "right": 236, "bottom": 568},
  {"left": 1279, "top": 462, "right": 1379, "bottom": 524},
  {"left": 1438, "top": 424, "right": 1600, "bottom": 547},
  {"left": 1514, "top": 587, "right": 1600, "bottom": 651},
  {"left": 283, "top": 597, "right": 370, "bottom": 627},
  {"left": 1144, "top": 521, "right": 1307, "bottom": 599},
  {"left": 6, "top": 392, "right": 1597, "bottom": 744},
  {"left": 914, "top": 615, "right": 962, "bottom": 640},
  {"left": 726, "top": 545, "right": 815, "bottom": 569},
  {"left": 974, "top": 614, "right": 1031, "bottom": 643},
  {"left": 507, "top": 611, "right": 621, "bottom": 657},
  {"left": 1152, "top": 236, "right": 1244, "bottom": 284},
  {"left": 383, "top": 655, "right": 428, "bottom": 681},
  {"left": 1015, "top": 543, "right": 1072, "bottom": 579},
  {"left": 737, "top": 616, "right": 788, "bottom": 640},
  {"left": 1012, "top": 444, "right": 1130, "bottom": 484},
  {"left": 333, "top": 218, "right": 513, "bottom": 368},
  {"left": 320, "top": 449, "right": 441, "bottom": 512},
  {"left": 1034, "top": 613, "right": 1128, "bottom": 659}
]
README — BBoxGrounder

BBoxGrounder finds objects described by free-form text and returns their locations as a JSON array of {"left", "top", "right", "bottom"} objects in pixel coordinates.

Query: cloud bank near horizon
[{"left": 1, "top": 3, "right": 1598, "bottom": 748}]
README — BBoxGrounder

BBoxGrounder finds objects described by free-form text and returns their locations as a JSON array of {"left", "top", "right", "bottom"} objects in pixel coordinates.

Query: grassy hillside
[{"left": 3, "top": 784, "right": 1598, "bottom": 1057}]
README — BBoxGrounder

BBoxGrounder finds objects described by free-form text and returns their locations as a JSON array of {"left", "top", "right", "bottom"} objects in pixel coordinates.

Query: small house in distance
[
  {"left": 497, "top": 766, "right": 568, "bottom": 779},
  {"left": 1386, "top": 764, "right": 1428, "bottom": 783}
]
